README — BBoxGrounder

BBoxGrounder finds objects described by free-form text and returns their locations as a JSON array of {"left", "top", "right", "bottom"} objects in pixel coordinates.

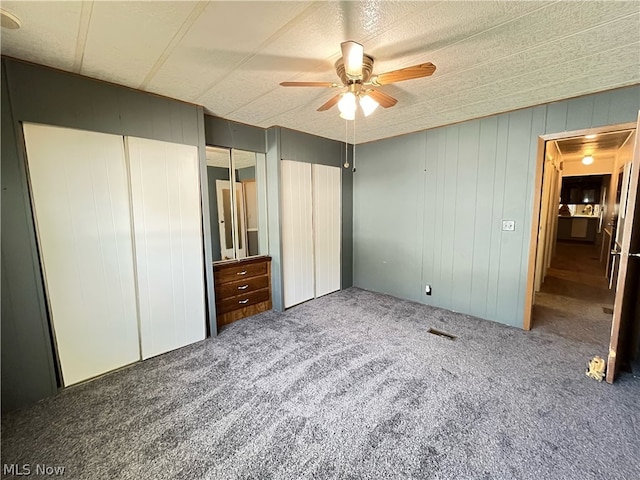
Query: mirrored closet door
[{"left": 206, "top": 146, "right": 268, "bottom": 262}]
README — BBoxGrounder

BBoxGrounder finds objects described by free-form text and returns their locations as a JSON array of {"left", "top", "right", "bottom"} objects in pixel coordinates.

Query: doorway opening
[{"left": 524, "top": 123, "right": 637, "bottom": 376}]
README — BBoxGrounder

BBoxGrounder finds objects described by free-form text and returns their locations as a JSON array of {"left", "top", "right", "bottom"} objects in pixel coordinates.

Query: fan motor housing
[{"left": 335, "top": 54, "right": 374, "bottom": 84}]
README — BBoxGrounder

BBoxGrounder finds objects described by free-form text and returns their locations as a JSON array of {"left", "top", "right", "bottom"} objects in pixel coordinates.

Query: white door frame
[{"left": 523, "top": 122, "right": 637, "bottom": 330}]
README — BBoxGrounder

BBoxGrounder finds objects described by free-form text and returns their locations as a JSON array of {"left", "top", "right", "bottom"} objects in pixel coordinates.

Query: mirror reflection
[{"left": 206, "top": 147, "right": 268, "bottom": 261}]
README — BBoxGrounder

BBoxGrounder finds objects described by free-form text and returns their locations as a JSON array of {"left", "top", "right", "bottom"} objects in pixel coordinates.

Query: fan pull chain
[
  {"left": 352, "top": 116, "right": 356, "bottom": 172},
  {"left": 344, "top": 118, "right": 349, "bottom": 168}
]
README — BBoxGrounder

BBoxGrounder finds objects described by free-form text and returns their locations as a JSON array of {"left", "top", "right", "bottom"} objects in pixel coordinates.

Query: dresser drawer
[
  {"left": 214, "top": 261, "right": 267, "bottom": 285},
  {"left": 215, "top": 275, "right": 269, "bottom": 299},
  {"left": 216, "top": 288, "right": 270, "bottom": 315}
]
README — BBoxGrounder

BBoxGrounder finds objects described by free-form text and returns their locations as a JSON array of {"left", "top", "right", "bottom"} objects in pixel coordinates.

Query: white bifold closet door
[
  {"left": 23, "top": 123, "right": 140, "bottom": 386},
  {"left": 281, "top": 160, "right": 341, "bottom": 308},
  {"left": 126, "top": 137, "right": 206, "bottom": 359},
  {"left": 281, "top": 160, "right": 315, "bottom": 308},
  {"left": 312, "top": 164, "right": 341, "bottom": 297}
]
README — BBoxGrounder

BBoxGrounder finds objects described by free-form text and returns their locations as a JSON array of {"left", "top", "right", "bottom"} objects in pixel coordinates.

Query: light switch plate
[{"left": 502, "top": 220, "right": 515, "bottom": 231}]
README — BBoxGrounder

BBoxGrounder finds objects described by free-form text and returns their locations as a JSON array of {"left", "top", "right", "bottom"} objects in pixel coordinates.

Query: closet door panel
[
  {"left": 313, "top": 164, "right": 341, "bottom": 297},
  {"left": 127, "top": 137, "right": 206, "bottom": 359},
  {"left": 281, "top": 160, "right": 314, "bottom": 308},
  {"left": 23, "top": 123, "right": 140, "bottom": 386}
]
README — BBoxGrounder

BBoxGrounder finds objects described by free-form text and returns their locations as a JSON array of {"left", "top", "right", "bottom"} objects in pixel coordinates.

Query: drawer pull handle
[
  {"left": 238, "top": 284, "right": 249, "bottom": 290},
  {"left": 237, "top": 270, "right": 248, "bottom": 276},
  {"left": 239, "top": 299, "right": 249, "bottom": 304}
]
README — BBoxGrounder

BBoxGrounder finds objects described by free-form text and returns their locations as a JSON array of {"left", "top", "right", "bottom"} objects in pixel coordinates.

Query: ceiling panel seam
[
  {"left": 138, "top": 1, "right": 209, "bottom": 90},
  {"left": 193, "top": 1, "right": 324, "bottom": 102},
  {"left": 73, "top": 0, "right": 94, "bottom": 73}
]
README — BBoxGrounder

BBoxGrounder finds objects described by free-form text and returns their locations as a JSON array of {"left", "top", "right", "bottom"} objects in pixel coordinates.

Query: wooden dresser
[{"left": 213, "top": 256, "right": 272, "bottom": 328}]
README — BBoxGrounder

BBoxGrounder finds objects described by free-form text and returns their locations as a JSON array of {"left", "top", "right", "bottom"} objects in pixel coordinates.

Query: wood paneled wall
[{"left": 354, "top": 85, "right": 640, "bottom": 327}]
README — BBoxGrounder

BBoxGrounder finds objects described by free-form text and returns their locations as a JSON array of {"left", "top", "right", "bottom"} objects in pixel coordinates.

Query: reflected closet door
[
  {"left": 127, "top": 137, "right": 206, "bottom": 359},
  {"left": 23, "top": 123, "right": 140, "bottom": 386}
]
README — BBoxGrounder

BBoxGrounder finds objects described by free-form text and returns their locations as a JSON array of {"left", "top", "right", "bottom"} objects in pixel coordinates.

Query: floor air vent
[
  {"left": 603, "top": 307, "right": 614, "bottom": 315},
  {"left": 427, "top": 328, "right": 457, "bottom": 340}
]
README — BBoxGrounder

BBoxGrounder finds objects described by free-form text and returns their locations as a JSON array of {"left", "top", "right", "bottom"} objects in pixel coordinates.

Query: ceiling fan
[{"left": 280, "top": 41, "right": 436, "bottom": 119}]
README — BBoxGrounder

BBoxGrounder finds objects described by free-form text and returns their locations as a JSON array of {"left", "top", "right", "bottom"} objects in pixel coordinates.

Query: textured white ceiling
[{"left": 2, "top": 1, "right": 639, "bottom": 144}]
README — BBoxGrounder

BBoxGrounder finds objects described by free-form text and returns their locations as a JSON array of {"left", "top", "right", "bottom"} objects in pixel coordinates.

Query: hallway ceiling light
[
  {"left": 585, "top": 134, "right": 597, "bottom": 139},
  {"left": 582, "top": 155, "right": 594, "bottom": 165}
]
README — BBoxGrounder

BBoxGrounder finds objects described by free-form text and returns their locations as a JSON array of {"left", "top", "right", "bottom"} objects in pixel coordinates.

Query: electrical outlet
[
  {"left": 425, "top": 284, "right": 432, "bottom": 296},
  {"left": 502, "top": 220, "right": 515, "bottom": 231}
]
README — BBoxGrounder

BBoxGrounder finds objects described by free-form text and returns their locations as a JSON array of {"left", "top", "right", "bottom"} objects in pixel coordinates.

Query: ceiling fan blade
[
  {"left": 341, "top": 41, "right": 364, "bottom": 79},
  {"left": 280, "top": 81, "right": 339, "bottom": 87},
  {"left": 317, "top": 94, "right": 342, "bottom": 112},
  {"left": 371, "top": 62, "right": 436, "bottom": 85},
  {"left": 367, "top": 89, "right": 398, "bottom": 108}
]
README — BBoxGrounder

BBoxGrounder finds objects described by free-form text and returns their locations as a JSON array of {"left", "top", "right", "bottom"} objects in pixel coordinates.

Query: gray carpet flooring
[{"left": 2, "top": 288, "right": 639, "bottom": 480}]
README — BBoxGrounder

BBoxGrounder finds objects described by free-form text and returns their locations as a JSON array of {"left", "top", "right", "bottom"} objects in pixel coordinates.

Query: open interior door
[{"left": 607, "top": 112, "right": 640, "bottom": 383}]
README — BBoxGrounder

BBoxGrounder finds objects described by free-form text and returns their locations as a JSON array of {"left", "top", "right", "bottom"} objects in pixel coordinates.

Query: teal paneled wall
[
  {"left": 353, "top": 132, "right": 425, "bottom": 302},
  {"left": 354, "top": 85, "right": 640, "bottom": 327}
]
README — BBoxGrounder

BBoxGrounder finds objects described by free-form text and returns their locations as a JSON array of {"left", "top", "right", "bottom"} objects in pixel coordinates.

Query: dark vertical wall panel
[
  {"left": 484, "top": 115, "right": 510, "bottom": 322},
  {"left": 606, "top": 87, "right": 640, "bottom": 125},
  {"left": 354, "top": 85, "right": 640, "bottom": 328},
  {"left": 5, "top": 61, "right": 202, "bottom": 146},
  {"left": 265, "top": 128, "right": 284, "bottom": 311},
  {"left": 439, "top": 126, "right": 460, "bottom": 309},
  {"left": 280, "top": 128, "right": 343, "bottom": 167},
  {"left": 354, "top": 132, "right": 424, "bottom": 302},
  {"left": 196, "top": 106, "right": 217, "bottom": 338},
  {"left": 495, "top": 109, "right": 533, "bottom": 324},
  {"left": 452, "top": 122, "right": 481, "bottom": 314},
  {"left": 469, "top": 117, "right": 499, "bottom": 319},
  {"left": 341, "top": 159, "right": 354, "bottom": 290},
  {"left": 204, "top": 115, "right": 266, "bottom": 153},
  {"left": 565, "top": 96, "right": 595, "bottom": 131},
  {"left": 1, "top": 58, "right": 212, "bottom": 411},
  {"left": 545, "top": 101, "right": 568, "bottom": 133},
  {"left": 1, "top": 64, "right": 58, "bottom": 412}
]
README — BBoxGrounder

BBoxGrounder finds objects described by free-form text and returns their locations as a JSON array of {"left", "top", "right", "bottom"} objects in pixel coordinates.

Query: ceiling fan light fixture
[
  {"left": 339, "top": 110, "right": 355, "bottom": 121},
  {"left": 582, "top": 155, "right": 594, "bottom": 165},
  {"left": 338, "top": 92, "right": 357, "bottom": 118},
  {"left": 359, "top": 94, "right": 379, "bottom": 117}
]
